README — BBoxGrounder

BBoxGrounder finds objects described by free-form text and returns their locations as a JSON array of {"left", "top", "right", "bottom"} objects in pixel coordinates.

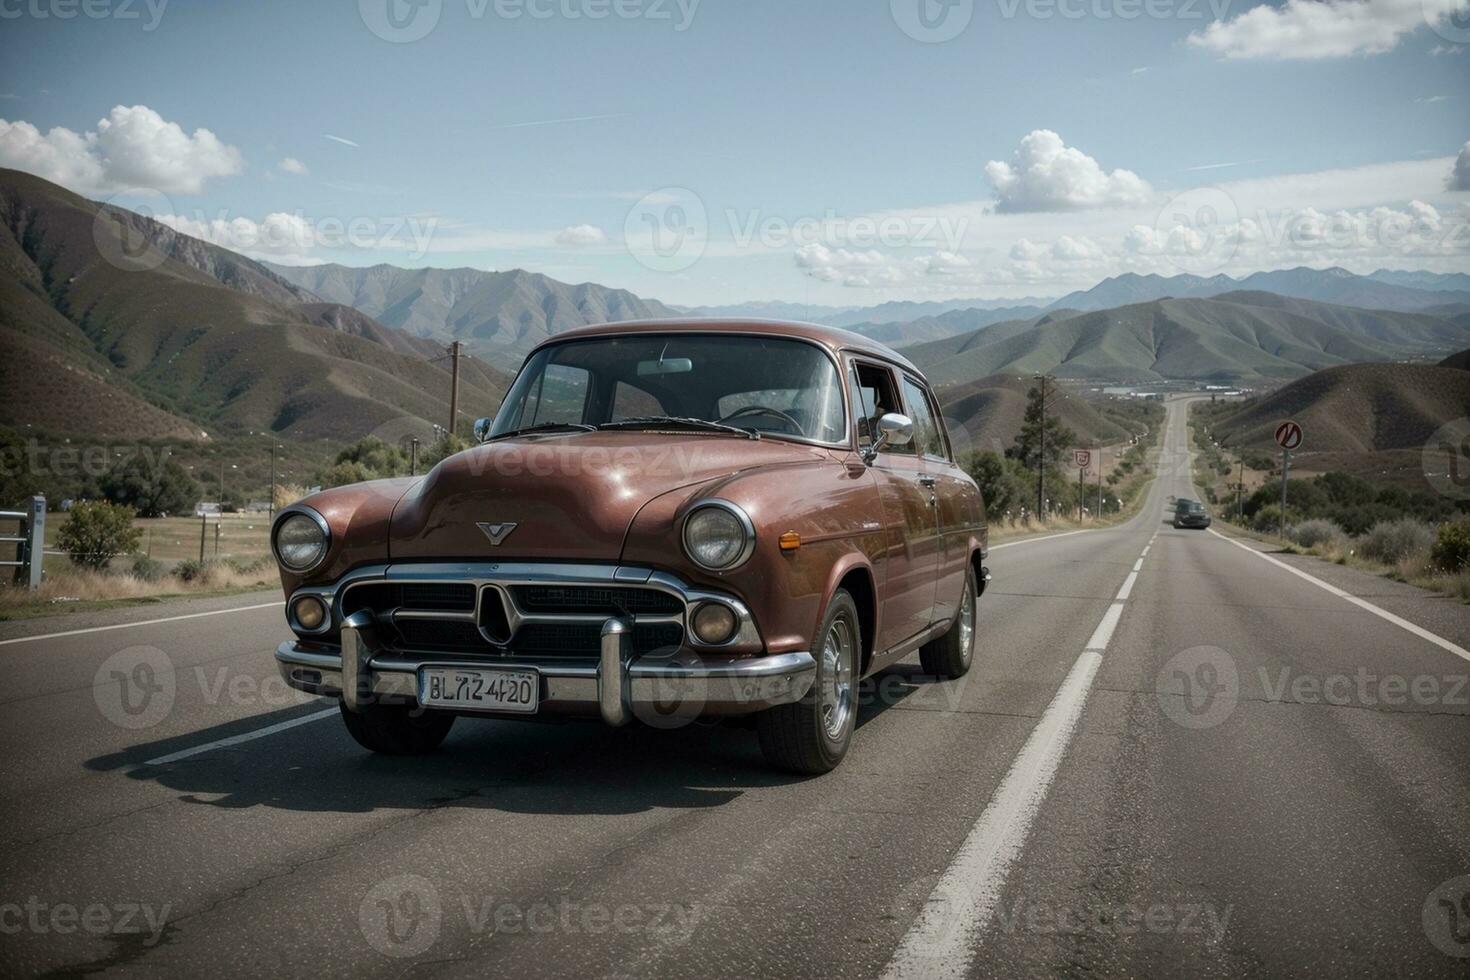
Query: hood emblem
[{"left": 476, "top": 522, "right": 518, "bottom": 546}]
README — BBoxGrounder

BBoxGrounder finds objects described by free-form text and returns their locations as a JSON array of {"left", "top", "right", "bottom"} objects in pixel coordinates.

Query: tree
[
  {"left": 1009, "top": 380, "right": 1077, "bottom": 471},
  {"left": 57, "top": 501, "right": 142, "bottom": 570},
  {"left": 100, "top": 453, "right": 200, "bottom": 518},
  {"left": 965, "top": 451, "right": 1033, "bottom": 518},
  {"left": 316, "top": 437, "right": 413, "bottom": 488}
]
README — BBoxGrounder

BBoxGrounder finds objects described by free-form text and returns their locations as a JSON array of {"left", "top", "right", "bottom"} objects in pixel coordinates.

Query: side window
[
  {"left": 518, "top": 364, "right": 590, "bottom": 427},
  {"left": 901, "top": 377, "right": 942, "bottom": 459},
  {"left": 611, "top": 381, "right": 664, "bottom": 420},
  {"left": 851, "top": 362, "right": 910, "bottom": 454}
]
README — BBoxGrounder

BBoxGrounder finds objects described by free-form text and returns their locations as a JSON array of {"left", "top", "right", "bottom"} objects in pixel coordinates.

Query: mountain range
[
  {"left": 264, "top": 261, "right": 677, "bottom": 362},
  {"left": 906, "top": 292, "right": 1466, "bottom": 387},
  {"left": 0, "top": 168, "right": 511, "bottom": 442}
]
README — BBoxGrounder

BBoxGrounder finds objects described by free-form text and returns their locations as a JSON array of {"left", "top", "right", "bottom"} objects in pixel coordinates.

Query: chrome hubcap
[
  {"left": 820, "top": 617, "right": 855, "bottom": 741},
  {"left": 959, "top": 581, "right": 975, "bottom": 665}
]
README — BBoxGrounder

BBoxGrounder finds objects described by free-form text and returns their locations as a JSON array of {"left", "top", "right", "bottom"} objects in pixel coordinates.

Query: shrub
[
  {"left": 56, "top": 501, "right": 142, "bottom": 570},
  {"left": 1251, "top": 505, "right": 1289, "bottom": 534},
  {"left": 100, "top": 454, "right": 200, "bottom": 518},
  {"left": 130, "top": 555, "right": 167, "bottom": 582},
  {"left": 1430, "top": 521, "right": 1470, "bottom": 573},
  {"left": 1290, "top": 519, "right": 1345, "bottom": 549},
  {"left": 1357, "top": 519, "right": 1435, "bottom": 565},
  {"left": 174, "top": 558, "right": 209, "bottom": 583}
]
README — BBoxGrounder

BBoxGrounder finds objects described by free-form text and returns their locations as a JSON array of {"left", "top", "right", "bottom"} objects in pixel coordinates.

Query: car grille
[{"left": 341, "top": 578, "right": 686, "bottom": 666}]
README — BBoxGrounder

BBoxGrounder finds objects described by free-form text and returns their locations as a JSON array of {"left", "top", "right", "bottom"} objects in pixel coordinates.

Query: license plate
[{"left": 419, "top": 667, "right": 538, "bottom": 713}]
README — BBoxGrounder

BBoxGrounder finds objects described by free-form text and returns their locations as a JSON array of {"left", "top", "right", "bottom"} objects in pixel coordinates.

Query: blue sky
[{"left": 1, "top": 0, "right": 1467, "bottom": 305}]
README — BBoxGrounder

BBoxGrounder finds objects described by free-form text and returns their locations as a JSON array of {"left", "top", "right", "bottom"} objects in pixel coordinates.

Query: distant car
[
  {"left": 1173, "top": 498, "right": 1212, "bottom": 529},
  {"left": 270, "top": 319, "right": 990, "bottom": 774}
]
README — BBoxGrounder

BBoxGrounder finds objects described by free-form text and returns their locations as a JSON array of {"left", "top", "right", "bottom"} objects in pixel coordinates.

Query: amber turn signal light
[{"left": 779, "top": 531, "right": 801, "bottom": 551}]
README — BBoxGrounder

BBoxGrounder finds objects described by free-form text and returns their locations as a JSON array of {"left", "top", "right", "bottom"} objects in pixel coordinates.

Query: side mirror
[
  {"left": 473, "top": 418, "right": 494, "bottom": 443},
  {"left": 863, "top": 413, "right": 914, "bottom": 463}
]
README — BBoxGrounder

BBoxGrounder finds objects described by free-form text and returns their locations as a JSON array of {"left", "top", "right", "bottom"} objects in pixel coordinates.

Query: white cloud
[
  {"left": 984, "top": 130, "right": 1151, "bottom": 213},
  {"left": 1188, "top": 0, "right": 1469, "bottom": 60},
  {"left": 1452, "top": 142, "right": 1470, "bottom": 191},
  {"left": 1414, "top": 95, "right": 1450, "bottom": 103},
  {"left": 555, "top": 223, "right": 609, "bottom": 246},
  {"left": 0, "top": 105, "right": 242, "bottom": 195},
  {"left": 278, "top": 157, "right": 309, "bottom": 175},
  {"left": 1430, "top": 43, "right": 1464, "bottom": 54}
]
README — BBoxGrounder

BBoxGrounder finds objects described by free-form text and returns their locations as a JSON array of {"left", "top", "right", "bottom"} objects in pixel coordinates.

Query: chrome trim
[
  {"left": 599, "top": 619, "right": 631, "bottom": 726},
  {"left": 272, "top": 506, "right": 331, "bottom": 574},
  {"left": 340, "top": 610, "right": 375, "bottom": 713},
  {"left": 682, "top": 499, "right": 757, "bottom": 571}
]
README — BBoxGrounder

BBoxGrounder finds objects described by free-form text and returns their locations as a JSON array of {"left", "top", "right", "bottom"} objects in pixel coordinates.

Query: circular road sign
[{"left": 1274, "top": 421, "right": 1304, "bottom": 451}]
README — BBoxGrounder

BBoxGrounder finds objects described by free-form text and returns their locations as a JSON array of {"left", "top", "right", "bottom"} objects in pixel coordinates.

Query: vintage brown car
[{"left": 272, "top": 320, "right": 989, "bottom": 773}]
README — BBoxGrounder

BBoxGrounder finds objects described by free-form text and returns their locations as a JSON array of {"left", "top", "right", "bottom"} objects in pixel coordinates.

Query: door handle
[{"left": 918, "top": 476, "right": 937, "bottom": 487}]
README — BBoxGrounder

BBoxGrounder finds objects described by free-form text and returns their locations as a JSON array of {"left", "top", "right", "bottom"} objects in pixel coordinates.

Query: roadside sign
[
  {"left": 1274, "top": 420, "right": 1303, "bottom": 451},
  {"left": 1073, "top": 449, "right": 1092, "bottom": 470}
]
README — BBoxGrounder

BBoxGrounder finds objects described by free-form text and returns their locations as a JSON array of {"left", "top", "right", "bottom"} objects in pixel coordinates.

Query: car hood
[{"left": 388, "top": 431, "right": 828, "bottom": 561}]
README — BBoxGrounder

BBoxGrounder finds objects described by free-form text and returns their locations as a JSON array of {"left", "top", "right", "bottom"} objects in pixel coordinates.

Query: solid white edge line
[
  {"left": 1208, "top": 529, "right": 1470, "bottom": 664},
  {"left": 1085, "top": 602, "right": 1126, "bottom": 652},
  {"left": 989, "top": 529, "right": 1094, "bottom": 551},
  {"left": 0, "top": 602, "right": 285, "bottom": 647},
  {"left": 145, "top": 707, "right": 339, "bottom": 765}
]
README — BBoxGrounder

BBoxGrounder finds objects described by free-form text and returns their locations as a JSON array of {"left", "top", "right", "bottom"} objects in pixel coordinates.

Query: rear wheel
[
  {"left": 920, "top": 565, "right": 977, "bottom": 679},
  {"left": 340, "top": 701, "right": 455, "bottom": 755},
  {"left": 757, "top": 590, "right": 860, "bottom": 775}
]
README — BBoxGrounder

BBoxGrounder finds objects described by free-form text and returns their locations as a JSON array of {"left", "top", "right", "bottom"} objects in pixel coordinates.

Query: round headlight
[
  {"left": 683, "top": 502, "right": 754, "bottom": 571},
  {"left": 292, "top": 594, "right": 328, "bottom": 631},
  {"left": 274, "top": 511, "right": 329, "bottom": 572},
  {"left": 691, "top": 602, "right": 739, "bottom": 645}
]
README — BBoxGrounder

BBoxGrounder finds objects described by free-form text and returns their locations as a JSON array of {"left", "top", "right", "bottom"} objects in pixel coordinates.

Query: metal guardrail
[{"left": 1, "top": 496, "right": 46, "bottom": 591}]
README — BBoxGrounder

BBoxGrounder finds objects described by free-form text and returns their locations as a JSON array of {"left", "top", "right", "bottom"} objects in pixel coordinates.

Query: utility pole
[
  {"left": 1236, "top": 453, "right": 1244, "bottom": 520},
  {"left": 447, "top": 340, "right": 463, "bottom": 442},
  {"left": 199, "top": 512, "right": 207, "bottom": 563},
  {"left": 1096, "top": 446, "right": 1103, "bottom": 520},
  {"left": 269, "top": 445, "right": 277, "bottom": 520},
  {"left": 1034, "top": 374, "right": 1049, "bottom": 519},
  {"left": 410, "top": 437, "right": 420, "bottom": 477}
]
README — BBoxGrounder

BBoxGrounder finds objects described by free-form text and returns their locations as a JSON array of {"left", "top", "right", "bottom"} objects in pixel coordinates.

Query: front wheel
[
  {"left": 920, "top": 565, "right": 977, "bottom": 679},
  {"left": 340, "top": 701, "right": 455, "bottom": 755},
  {"left": 756, "top": 590, "right": 860, "bottom": 775}
]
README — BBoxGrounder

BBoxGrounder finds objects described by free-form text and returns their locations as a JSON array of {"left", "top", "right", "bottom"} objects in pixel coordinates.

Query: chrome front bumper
[{"left": 275, "top": 620, "right": 817, "bottom": 724}]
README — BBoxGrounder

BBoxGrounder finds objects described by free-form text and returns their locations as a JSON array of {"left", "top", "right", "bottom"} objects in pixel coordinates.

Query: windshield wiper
[
  {"left": 486, "top": 421, "right": 597, "bottom": 442},
  {"left": 597, "top": 416, "right": 760, "bottom": 440}
]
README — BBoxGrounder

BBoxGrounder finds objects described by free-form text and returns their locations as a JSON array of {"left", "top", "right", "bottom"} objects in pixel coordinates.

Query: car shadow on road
[{"left": 84, "top": 666, "right": 929, "bottom": 816}]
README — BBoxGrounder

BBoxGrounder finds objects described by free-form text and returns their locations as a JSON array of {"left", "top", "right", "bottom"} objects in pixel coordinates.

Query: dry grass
[{"left": 0, "top": 562, "right": 277, "bottom": 621}]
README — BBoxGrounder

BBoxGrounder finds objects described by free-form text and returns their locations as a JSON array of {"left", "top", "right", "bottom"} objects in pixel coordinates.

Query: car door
[
  {"left": 902, "top": 375, "right": 977, "bottom": 625},
  {"left": 850, "top": 360, "right": 944, "bottom": 652}
]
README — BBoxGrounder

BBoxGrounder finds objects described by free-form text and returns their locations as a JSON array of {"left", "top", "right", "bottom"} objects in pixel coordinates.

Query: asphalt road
[{"left": 2, "top": 398, "right": 1468, "bottom": 978}]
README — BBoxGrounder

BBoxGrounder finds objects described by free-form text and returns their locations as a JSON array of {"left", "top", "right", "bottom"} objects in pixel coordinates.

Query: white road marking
[
  {"left": 145, "top": 708, "right": 338, "bottom": 765},
  {"left": 881, "top": 540, "right": 1146, "bottom": 979},
  {"left": 1209, "top": 529, "right": 1470, "bottom": 664},
  {"left": 1132, "top": 558, "right": 1144, "bottom": 572},
  {"left": 990, "top": 529, "right": 1095, "bottom": 551},
  {"left": 0, "top": 602, "right": 285, "bottom": 647}
]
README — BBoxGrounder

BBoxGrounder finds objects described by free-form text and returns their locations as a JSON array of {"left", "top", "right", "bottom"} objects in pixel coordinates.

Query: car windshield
[{"left": 490, "top": 334, "right": 848, "bottom": 444}]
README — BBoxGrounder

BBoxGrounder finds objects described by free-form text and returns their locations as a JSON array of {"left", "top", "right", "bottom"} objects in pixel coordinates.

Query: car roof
[{"left": 533, "top": 318, "right": 923, "bottom": 379}]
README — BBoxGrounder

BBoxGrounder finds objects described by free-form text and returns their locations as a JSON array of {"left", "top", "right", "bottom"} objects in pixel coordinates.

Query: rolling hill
[
  {"left": 936, "top": 374, "right": 1134, "bottom": 457},
  {"left": 265, "top": 261, "right": 678, "bottom": 364},
  {"left": 906, "top": 293, "right": 1467, "bottom": 386},
  {"left": 0, "top": 168, "right": 511, "bottom": 442},
  {"left": 1206, "top": 362, "right": 1470, "bottom": 455}
]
